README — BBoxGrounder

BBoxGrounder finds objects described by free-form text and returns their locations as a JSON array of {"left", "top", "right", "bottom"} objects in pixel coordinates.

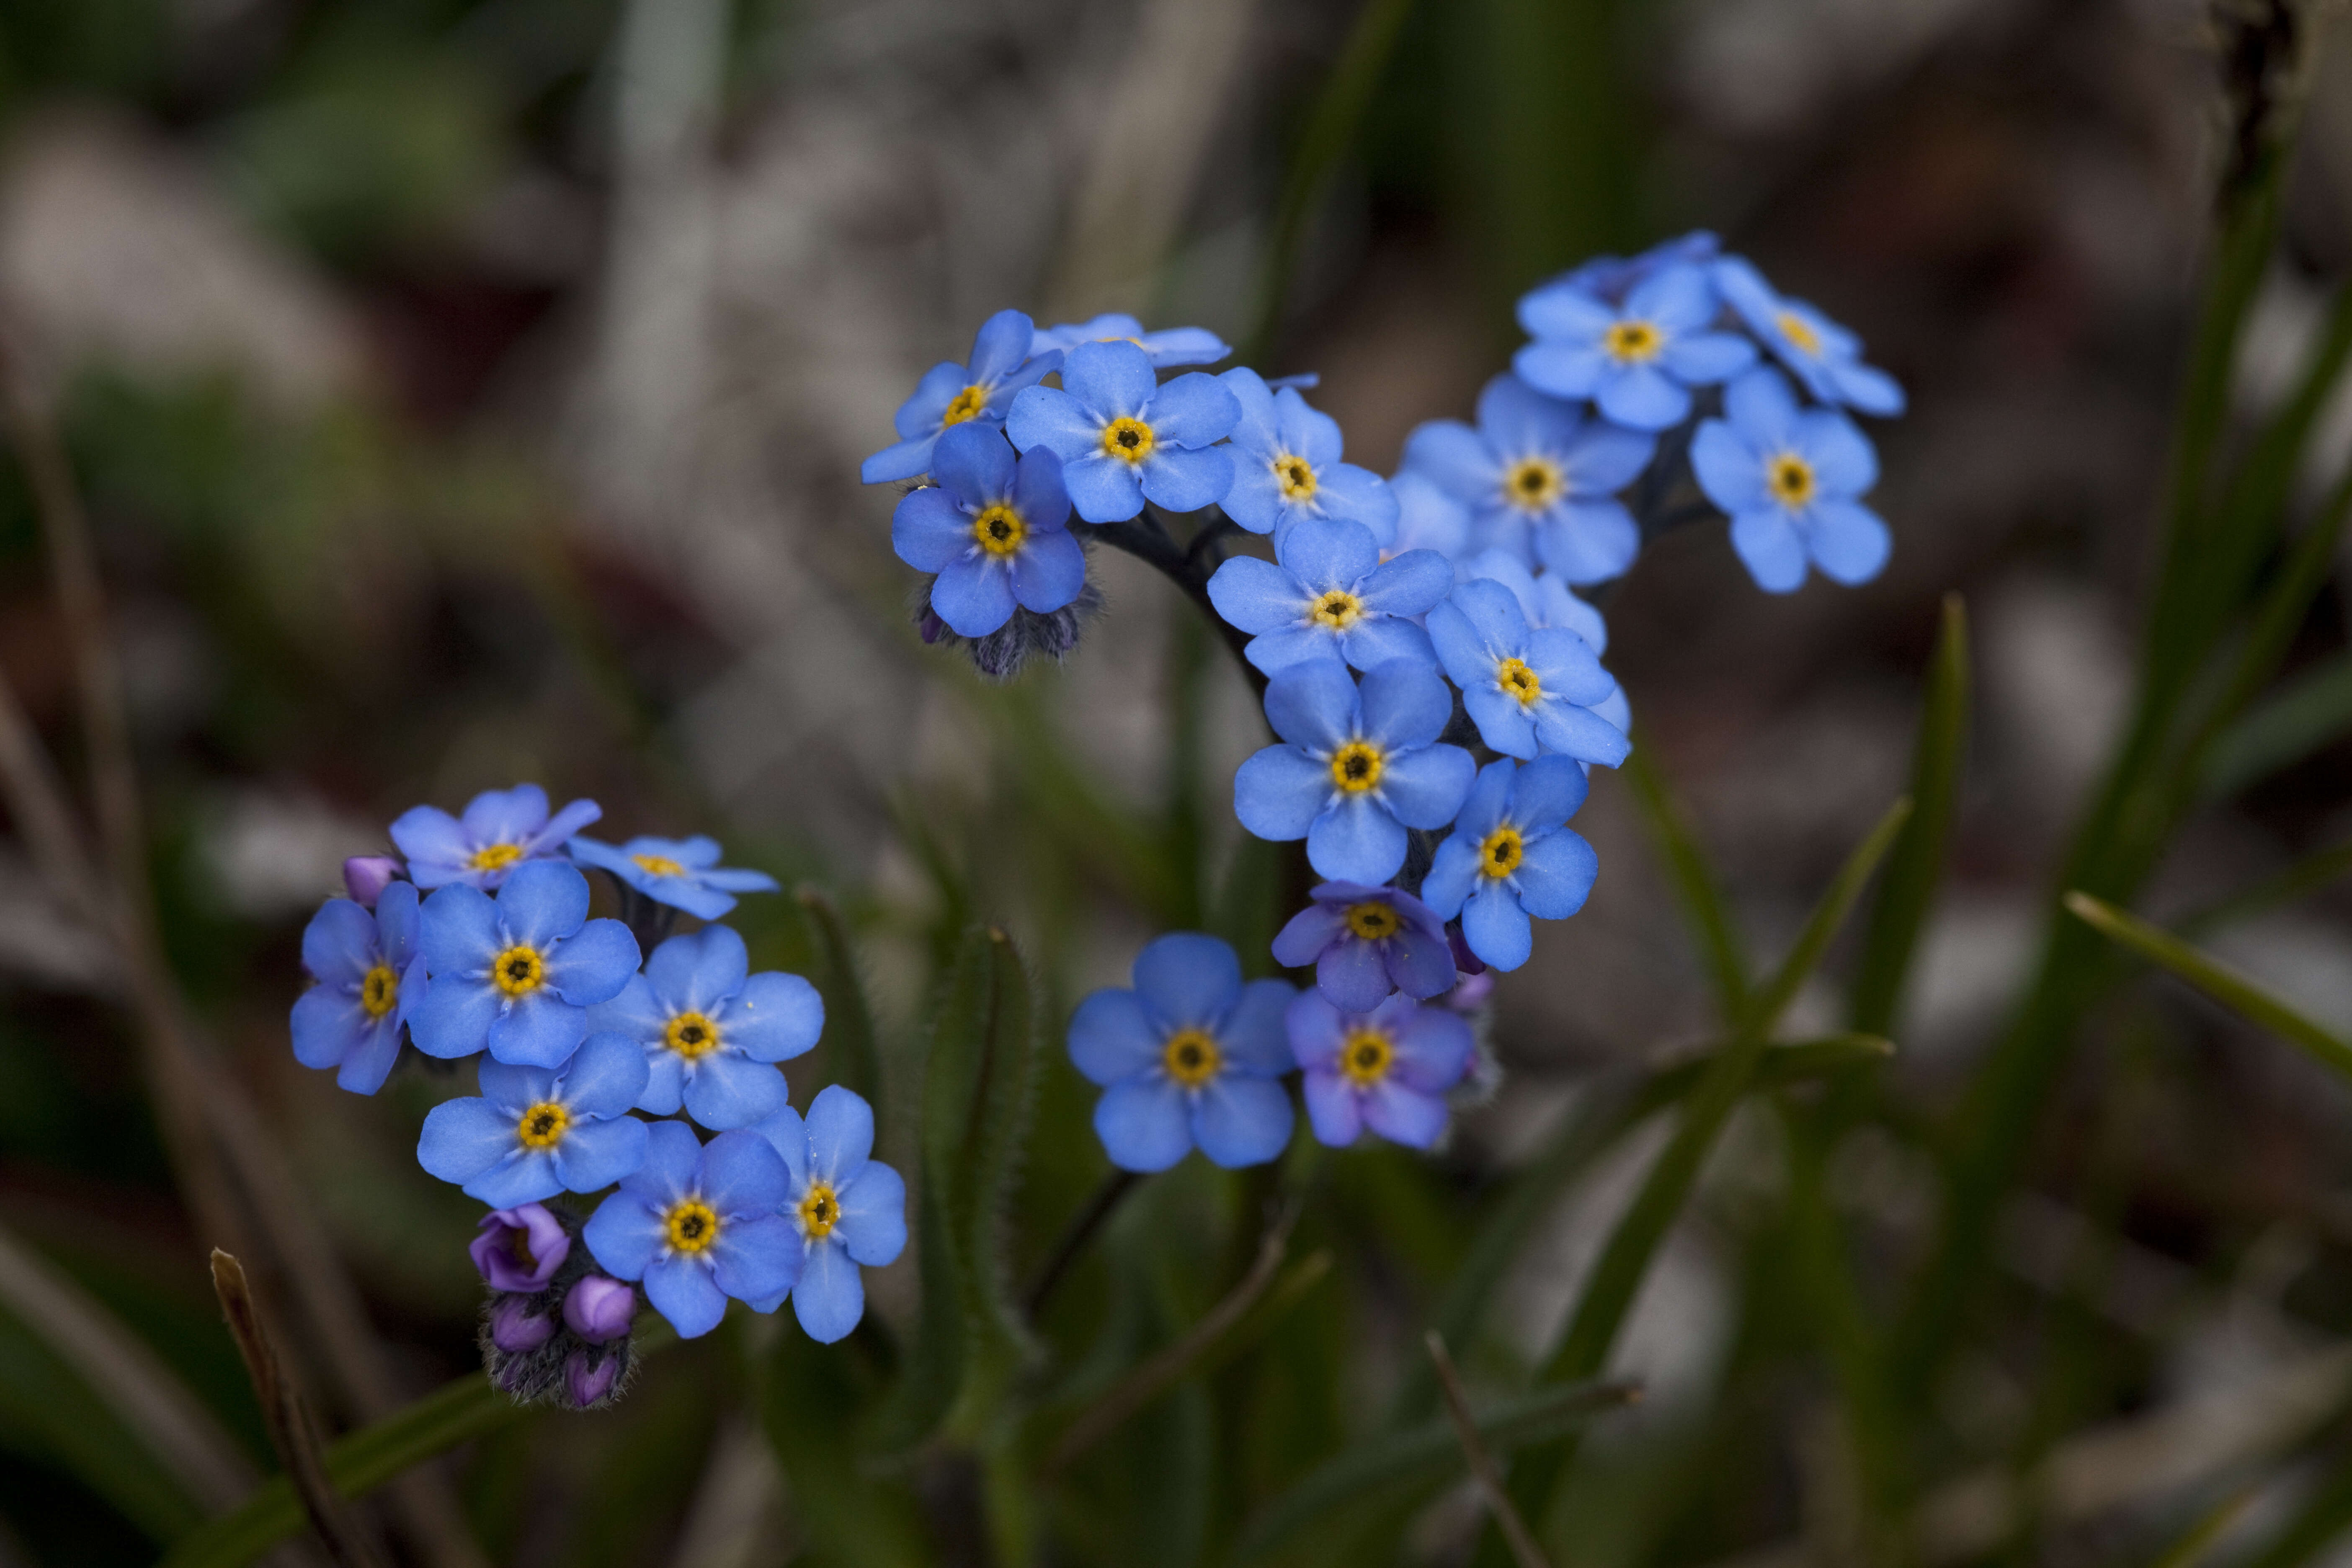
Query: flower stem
[
  {"left": 1023, "top": 1168, "right": 1143, "bottom": 1321},
  {"left": 1085, "top": 511, "right": 1267, "bottom": 704}
]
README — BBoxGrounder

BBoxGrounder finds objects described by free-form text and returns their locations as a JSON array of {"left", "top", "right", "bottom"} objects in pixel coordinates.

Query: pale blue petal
[
  {"left": 1463, "top": 884, "right": 1533, "bottom": 970},
  {"left": 837, "top": 1162, "right": 907, "bottom": 1266},
  {"left": 1146, "top": 371, "right": 1241, "bottom": 447},
  {"left": 1354, "top": 549, "right": 1452, "bottom": 616},
  {"left": 1692, "top": 420, "right": 1770, "bottom": 513},
  {"left": 1514, "top": 828, "right": 1599, "bottom": 919},
  {"left": 1356, "top": 659, "right": 1452, "bottom": 750},
  {"left": 488, "top": 995, "right": 588, "bottom": 1069},
  {"left": 1377, "top": 744, "right": 1476, "bottom": 829},
  {"left": 410, "top": 977, "right": 499, "bottom": 1059},
  {"left": 1139, "top": 445, "right": 1234, "bottom": 513},
  {"left": 418, "top": 1097, "right": 514, "bottom": 1184},
  {"left": 493, "top": 861, "right": 588, "bottom": 947},
  {"left": 1464, "top": 686, "right": 1539, "bottom": 758},
  {"left": 549, "top": 1115, "right": 650, "bottom": 1193},
  {"left": 645, "top": 1256, "right": 728, "bottom": 1338},
  {"left": 647, "top": 926, "right": 746, "bottom": 1016},
  {"left": 682, "top": 1055, "right": 790, "bottom": 1130},
  {"left": 1595, "top": 364, "right": 1689, "bottom": 430},
  {"left": 1537, "top": 502, "right": 1640, "bottom": 585},
  {"left": 1400, "top": 420, "right": 1496, "bottom": 499},
  {"left": 1062, "top": 341, "right": 1156, "bottom": 419},
  {"left": 1220, "top": 979, "right": 1297, "bottom": 1075},
  {"left": 931, "top": 554, "right": 1017, "bottom": 636},
  {"left": 1234, "top": 746, "right": 1331, "bottom": 841},
  {"left": 718, "top": 971, "right": 823, "bottom": 1063},
  {"left": 420, "top": 883, "right": 500, "bottom": 975},
  {"left": 1278, "top": 515, "right": 1379, "bottom": 588},
  {"left": 1095, "top": 1078, "right": 1192, "bottom": 1172},
  {"left": 804, "top": 1084, "right": 877, "bottom": 1182},
  {"left": 711, "top": 1215, "right": 802, "bottom": 1307},
  {"left": 1724, "top": 367, "right": 1801, "bottom": 446},
  {"left": 1532, "top": 703, "right": 1632, "bottom": 767},
  {"left": 1191, "top": 1077, "right": 1294, "bottom": 1168},
  {"left": 290, "top": 988, "right": 367, "bottom": 1071},
  {"left": 1068, "top": 989, "right": 1161, "bottom": 1085},
  {"left": 544, "top": 920, "right": 640, "bottom": 1006},
  {"left": 1063, "top": 455, "right": 1145, "bottom": 522},
  {"left": 1340, "top": 617, "right": 1436, "bottom": 673},
  {"left": 1663, "top": 331, "right": 1757, "bottom": 383},
  {"left": 1731, "top": 508, "right": 1809, "bottom": 593},
  {"left": 792, "top": 1241, "right": 864, "bottom": 1344},
  {"left": 1798, "top": 410, "right": 1878, "bottom": 496},
  {"left": 1009, "top": 528, "right": 1087, "bottom": 613},
  {"left": 700, "top": 1129, "right": 791, "bottom": 1215},
  {"left": 1006, "top": 385, "right": 1098, "bottom": 460},
  {"left": 1507, "top": 755, "right": 1590, "bottom": 831},
  {"left": 1806, "top": 499, "right": 1891, "bottom": 585},
  {"left": 463, "top": 1151, "right": 562, "bottom": 1208},
  {"left": 1132, "top": 932, "right": 1242, "bottom": 1031},
  {"left": 584, "top": 1190, "right": 665, "bottom": 1280},
  {"left": 1419, "top": 837, "right": 1482, "bottom": 921},
  {"left": 892, "top": 487, "right": 976, "bottom": 573},
  {"left": 1308, "top": 796, "right": 1406, "bottom": 883},
  {"left": 1208, "top": 556, "right": 1308, "bottom": 634},
  {"left": 300, "top": 900, "right": 377, "bottom": 986},
  {"left": 1261, "top": 661, "right": 1357, "bottom": 751}
]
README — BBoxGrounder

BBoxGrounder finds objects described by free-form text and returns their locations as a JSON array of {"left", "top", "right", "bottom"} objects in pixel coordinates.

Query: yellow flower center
[
  {"left": 516, "top": 1101, "right": 569, "bottom": 1149},
  {"left": 1100, "top": 416, "right": 1157, "bottom": 465},
  {"left": 1310, "top": 590, "right": 1364, "bottom": 630},
  {"left": 1329, "top": 741, "right": 1385, "bottom": 795},
  {"left": 492, "top": 945, "right": 546, "bottom": 998},
  {"left": 972, "top": 503, "right": 1027, "bottom": 557},
  {"left": 941, "top": 384, "right": 990, "bottom": 426},
  {"left": 1162, "top": 1028, "right": 1222, "bottom": 1089},
  {"left": 664, "top": 1011, "right": 721, "bottom": 1059},
  {"left": 1604, "top": 320, "right": 1663, "bottom": 362},
  {"left": 665, "top": 1199, "right": 720, "bottom": 1253},
  {"left": 631, "top": 852, "right": 686, "bottom": 878},
  {"left": 1343, "top": 901, "right": 1400, "bottom": 941},
  {"left": 1504, "top": 457, "right": 1565, "bottom": 513},
  {"left": 468, "top": 842, "right": 524, "bottom": 873},
  {"left": 359, "top": 963, "right": 398, "bottom": 1019},
  {"left": 1776, "top": 311, "right": 1822, "bottom": 357},
  {"left": 1496, "top": 657, "right": 1542, "bottom": 707},
  {"left": 1339, "top": 1028, "right": 1394, "bottom": 1087},
  {"left": 1480, "top": 825, "right": 1524, "bottom": 879},
  {"left": 1274, "top": 454, "right": 1318, "bottom": 500},
  {"left": 1767, "top": 454, "right": 1816, "bottom": 508},
  {"left": 797, "top": 1182, "right": 841, "bottom": 1240}
]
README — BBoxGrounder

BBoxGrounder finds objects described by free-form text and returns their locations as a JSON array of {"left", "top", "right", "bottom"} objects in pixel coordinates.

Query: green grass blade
[
  {"left": 1621, "top": 745, "right": 1749, "bottom": 1025},
  {"left": 1851, "top": 594, "right": 1970, "bottom": 1035},
  {"left": 2204, "top": 649, "right": 2352, "bottom": 799},
  {"left": 796, "top": 887, "right": 882, "bottom": 1107},
  {"left": 2065, "top": 892, "right": 2352, "bottom": 1080},
  {"left": 1245, "top": 0, "right": 1419, "bottom": 364},
  {"left": 2182, "top": 839, "right": 2352, "bottom": 938},
  {"left": 1228, "top": 1380, "right": 1637, "bottom": 1567}
]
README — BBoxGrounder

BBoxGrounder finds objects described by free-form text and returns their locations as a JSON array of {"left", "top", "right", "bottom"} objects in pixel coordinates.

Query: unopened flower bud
[
  {"left": 469, "top": 1204, "right": 570, "bottom": 1291},
  {"left": 562, "top": 1275, "right": 636, "bottom": 1345},
  {"left": 1446, "top": 924, "right": 1487, "bottom": 977},
  {"left": 1444, "top": 970, "right": 1495, "bottom": 1013},
  {"left": 343, "top": 856, "right": 403, "bottom": 909},
  {"left": 566, "top": 1349, "right": 621, "bottom": 1410},
  {"left": 488, "top": 1294, "right": 556, "bottom": 1354}
]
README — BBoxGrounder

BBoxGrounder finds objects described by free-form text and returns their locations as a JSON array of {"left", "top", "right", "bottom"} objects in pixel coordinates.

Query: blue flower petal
[
  {"left": 1724, "top": 367, "right": 1801, "bottom": 446},
  {"left": 1361, "top": 1081, "right": 1450, "bottom": 1148},
  {"left": 837, "top": 1161, "right": 908, "bottom": 1267},
  {"left": 1192, "top": 1076, "right": 1294, "bottom": 1168},
  {"left": 1730, "top": 509, "right": 1808, "bottom": 593},
  {"left": 1531, "top": 702, "right": 1631, "bottom": 768},
  {"left": 1418, "top": 836, "right": 1483, "bottom": 921},
  {"left": 1390, "top": 928, "right": 1458, "bottom": 1000},
  {"left": 1513, "top": 828, "right": 1599, "bottom": 919},
  {"left": 1006, "top": 385, "right": 1099, "bottom": 461},
  {"left": 1208, "top": 556, "right": 1307, "bottom": 635},
  {"left": 1062, "top": 340, "right": 1155, "bottom": 418},
  {"left": 1317, "top": 939, "right": 1393, "bottom": 1014},
  {"left": 1526, "top": 627, "right": 1614, "bottom": 706},
  {"left": 861, "top": 431, "right": 943, "bottom": 485},
  {"left": 894, "top": 361, "right": 968, "bottom": 439},
  {"left": 418, "top": 1096, "right": 515, "bottom": 1184},
  {"left": 892, "top": 487, "right": 975, "bottom": 573},
  {"left": 1461, "top": 679, "right": 1536, "bottom": 755},
  {"left": 1390, "top": 1003, "right": 1475, "bottom": 1091},
  {"left": 792, "top": 1240, "right": 865, "bottom": 1344},
  {"left": 701, "top": 1128, "right": 791, "bottom": 1215},
  {"left": 1220, "top": 979, "right": 1297, "bottom": 1075},
  {"left": 1400, "top": 420, "right": 1496, "bottom": 500},
  {"left": 1132, "top": 932, "right": 1242, "bottom": 1032},
  {"left": 1234, "top": 745, "right": 1331, "bottom": 841},
  {"left": 1507, "top": 755, "right": 1591, "bottom": 831},
  {"left": 1013, "top": 445, "right": 1071, "bottom": 529},
  {"left": 300, "top": 899, "right": 378, "bottom": 986},
  {"left": 411, "top": 976, "right": 500, "bottom": 1059},
  {"left": 587, "top": 972, "right": 666, "bottom": 1044},
  {"left": 1512, "top": 340, "right": 1604, "bottom": 400},
  {"left": 1516, "top": 280, "right": 1614, "bottom": 340},
  {"left": 544, "top": 919, "right": 641, "bottom": 1006},
  {"left": 804, "top": 1084, "right": 877, "bottom": 1181},
  {"left": 648, "top": 926, "right": 746, "bottom": 1015},
  {"left": 1355, "top": 550, "right": 1452, "bottom": 617},
  {"left": 1805, "top": 499, "right": 1891, "bottom": 585},
  {"left": 1596, "top": 363, "right": 1689, "bottom": 431},
  {"left": 1797, "top": 410, "right": 1878, "bottom": 496},
  {"left": 681, "top": 1055, "right": 786, "bottom": 1130},
  {"left": 719, "top": 970, "right": 823, "bottom": 1062},
  {"left": 584, "top": 1191, "right": 663, "bottom": 1279},
  {"left": 462, "top": 785, "right": 548, "bottom": 845},
  {"left": 1301, "top": 1069, "right": 1362, "bottom": 1145},
  {"left": 1308, "top": 795, "right": 1406, "bottom": 883},
  {"left": 1262, "top": 661, "right": 1357, "bottom": 751},
  {"left": 931, "top": 420, "right": 1016, "bottom": 507},
  {"left": 710, "top": 1213, "right": 801, "bottom": 1307},
  {"left": 1063, "top": 455, "right": 1145, "bottom": 522},
  {"left": 1663, "top": 330, "right": 1757, "bottom": 383},
  {"left": 626, "top": 1120, "right": 704, "bottom": 1203},
  {"left": 1314, "top": 463, "right": 1398, "bottom": 535},
  {"left": 1009, "top": 527, "right": 1087, "bottom": 614},
  {"left": 488, "top": 995, "right": 588, "bottom": 1069},
  {"left": 1691, "top": 420, "right": 1769, "bottom": 513},
  {"left": 547, "top": 1115, "right": 649, "bottom": 1193},
  {"left": 752, "top": 1104, "right": 808, "bottom": 1186},
  {"left": 1139, "top": 445, "right": 1234, "bottom": 513},
  {"left": 464, "top": 1151, "right": 562, "bottom": 1208},
  {"left": 1376, "top": 744, "right": 1476, "bottom": 829},
  {"left": 335, "top": 1019, "right": 403, "bottom": 1096},
  {"left": 1279, "top": 516, "right": 1379, "bottom": 588},
  {"left": 1094, "top": 1078, "right": 1193, "bottom": 1172},
  {"left": 558, "top": 1030, "right": 651, "bottom": 1118},
  {"left": 966, "top": 309, "right": 1036, "bottom": 387},
  {"left": 476, "top": 1055, "right": 557, "bottom": 1114},
  {"left": 420, "top": 883, "right": 501, "bottom": 974},
  {"left": 932, "top": 555, "right": 1017, "bottom": 636},
  {"left": 1562, "top": 420, "right": 1657, "bottom": 494},
  {"left": 1145, "top": 371, "right": 1241, "bottom": 447},
  {"left": 290, "top": 988, "right": 366, "bottom": 1071},
  {"left": 1273, "top": 387, "right": 1344, "bottom": 467},
  {"left": 1455, "top": 758, "right": 1516, "bottom": 839},
  {"left": 495, "top": 861, "right": 589, "bottom": 948},
  {"left": 1829, "top": 359, "right": 1905, "bottom": 416},
  {"left": 638, "top": 1050, "right": 686, "bottom": 1115},
  {"left": 1357, "top": 659, "right": 1452, "bottom": 750},
  {"left": 1068, "top": 988, "right": 1161, "bottom": 1085},
  {"left": 1271, "top": 901, "right": 1349, "bottom": 970},
  {"left": 1463, "top": 883, "right": 1533, "bottom": 970},
  {"left": 645, "top": 1256, "right": 729, "bottom": 1338},
  {"left": 1537, "top": 502, "right": 1640, "bottom": 584}
]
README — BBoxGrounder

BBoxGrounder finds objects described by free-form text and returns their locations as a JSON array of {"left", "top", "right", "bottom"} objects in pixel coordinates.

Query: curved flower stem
[
  {"left": 1085, "top": 512, "right": 1268, "bottom": 705},
  {"left": 1023, "top": 1168, "right": 1143, "bottom": 1322}
]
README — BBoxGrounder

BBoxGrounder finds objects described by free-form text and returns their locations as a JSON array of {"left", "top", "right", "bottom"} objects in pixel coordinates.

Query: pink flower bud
[
  {"left": 343, "top": 856, "right": 403, "bottom": 909},
  {"left": 565, "top": 1349, "right": 621, "bottom": 1409},
  {"left": 488, "top": 1294, "right": 556, "bottom": 1354},
  {"left": 469, "top": 1205, "right": 570, "bottom": 1291}
]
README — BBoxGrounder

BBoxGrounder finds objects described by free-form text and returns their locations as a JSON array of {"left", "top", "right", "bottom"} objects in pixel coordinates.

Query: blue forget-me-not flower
[
  {"left": 1712, "top": 257, "right": 1904, "bottom": 417},
  {"left": 1548, "top": 230, "right": 1722, "bottom": 307},
  {"left": 589, "top": 925, "right": 821, "bottom": 1131},
  {"left": 417, "top": 1032, "right": 651, "bottom": 1207},
  {"left": 291, "top": 881, "right": 426, "bottom": 1095},
  {"left": 1217, "top": 368, "right": 1399, "bottom": 539},
  {"left": 1401, "top": 375, "right": 1655, "bottom": 582},
  {"left": 860, "top": 309, "right": 1060, "bottom": 485},
  {"left": 392, "top": 784, "right": 603, "bottom": 891},
  {"left": 1426, "top": 580, "right": 1629, "bottom": 766},
  {"left": 1459, "top": 549, "right": 1609, "bottom": 655},
  {"left": 1234, "top": 660, "right": 1475, "bottom": 885},
  {"left": 584, "top": 1121, "right": 801, "bottom": 1339},
  {"left": 413, "top": 861, "right": 640, "bottom": 1068},
  {"left": 1007, "top": 340, "right": 1239, "bottom": 522},
  {"left": 568, "top": 834, "right": 779, "bottom": 921},
  {"left": 1513, "top": 263, "right": 1756, "bottom": 431},
  {"left": 1067, "top": 933, "right": 1296, "bottom": 1173},
  {"left": 1030, "top": 312, "right": 1230, "bottom": 368},
  {"left": 752, "top": 1086, "right": 908, "bottom": 1342},
  {"left": 1691, "top": 366, "right": 1890, "bottom": 593},
  {"left": 890, "top": 422, "right": 1085, "bottom": 637},
  {"left": 1383, "top": 469, "right": 1470, "bottom": 563},
  {"left": 1206, "top": 515, "right": 1449, "bottom": 676},
  {"left": 1271, "top": 882, "right": 1456, "bottom": 1014},
  {"left": 1287, "top": 990, "right": 1473, "bottom": 1150},
  {"left": 1421, "top": 756, "right": 1600, "bottom": 971}
]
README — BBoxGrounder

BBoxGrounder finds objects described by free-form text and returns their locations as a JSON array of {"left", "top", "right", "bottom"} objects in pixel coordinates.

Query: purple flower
[
  {"left": 391, "top": 785, "right": 602, "bottom": 892},
  {"left": 468, "top": 1204, "right": 571, "bottom": 1291},
  {"left": 891, "top": 422, "right": 1085, "bottom": 638},
  {"left": 861, "top": 309, "right": 1061, "bottom": 485},
  {"left": 563, "top": 1275, "right": 637, "bottom": 1344},
  {"left": 290, "top": 882, "right": 425, "bottom": 1096},
  {"left": 1271, "top": 882, "right": 1456, "bottom": 1014},
  {"left": 1287, "top": 991, "right": 1474, "bottom": 1150},
  {"left": 565, "top": 1348, "right": 623, "bottom": 1409},
  {"left": 567, "top": 834, "right": 780, "bottom": 922},
  {"left": 487, "top": 1295, "right": 557, "bottom": 1354},
  {"left": 342, "top": 856, "right": 401, "bottom": 909}
]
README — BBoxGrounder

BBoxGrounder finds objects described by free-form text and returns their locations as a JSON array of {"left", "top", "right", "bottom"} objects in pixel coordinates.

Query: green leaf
[
  {"left": 2205, "top": 645, "right": 2352, "bottom": 801},
  {"left": 2183, "top": 838, "right": 2352, "bottom": 938},
  {"left": 1621, "top": 745, "right": 1749, "bottom": 1026},
  {"left": 1228, "top": 1379, "right": 1636, "bottom": 1567},
  {"left": 2064, "top": 892, "right": 2352, "bottom": 1081},
  {"left": 795, "top": 886, "right": 883, "bottom": 1107},
  {"left": 1246, "top": 0, "right": 1420, "bottom": 362},
  {"left": 873, "top": 925, "right": 1042, "bottom": 1451},
  {"left": 761, "top": 1329, "right": 929, "bottom": 1568},
  {"left": 1386, "top": 1033, "right": 1890, "bottom": 1426},
  {"left": 1851, "top": 594, "right": 1969, "bottom": 1035}
]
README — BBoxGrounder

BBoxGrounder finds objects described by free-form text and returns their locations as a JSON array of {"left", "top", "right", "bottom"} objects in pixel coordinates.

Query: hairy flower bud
[
  {"left": 487, "top": 1294, "right": 557, "bottom": 1354},
  {"left": 562, "top": 1275, "right": 636, "bottom": 1345},
  {"left": 565, "top": 1348, "right": 623, "bottom": 1410},
  {"left": 469, "top": 1204, "right": 570, "bottom": 1291}
]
